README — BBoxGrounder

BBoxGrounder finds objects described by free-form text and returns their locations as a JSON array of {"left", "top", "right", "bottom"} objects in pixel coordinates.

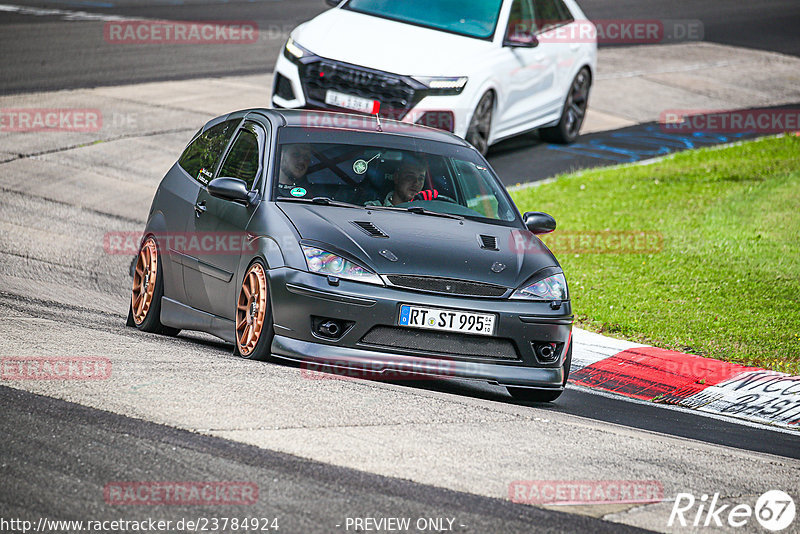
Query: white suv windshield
[
  {"left": 274, "top": 141, "right": 517, "bottom": 223},
  {"left": 344, "top": 0, "right": 504, "bottom": 40}
]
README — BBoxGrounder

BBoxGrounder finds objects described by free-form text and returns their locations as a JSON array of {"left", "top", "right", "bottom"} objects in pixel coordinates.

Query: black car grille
[
  {"left": 300, "top": 60, "right": 419, "bottom": 120},
  {"left": 359, "top": 326, "right": 520, "bottom": 361},
  {"left": 386, "top": 275, "right": 508, "bottom": 298}
]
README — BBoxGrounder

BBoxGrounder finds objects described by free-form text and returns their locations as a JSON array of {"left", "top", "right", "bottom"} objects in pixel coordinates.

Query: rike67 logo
[{"left": 669, "top": 490, "right": 795, "bottom": 531}]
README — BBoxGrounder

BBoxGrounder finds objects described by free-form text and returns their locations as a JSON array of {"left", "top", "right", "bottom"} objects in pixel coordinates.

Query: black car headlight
[
  {"left": 301, "top": 245, "right": 383, "bottom": 286},
  {"left": 510, "top": 273, "right": 568, "bottom": 301},
  {"left": 284, "top": 37, "right": 313, "bottom": 64}
]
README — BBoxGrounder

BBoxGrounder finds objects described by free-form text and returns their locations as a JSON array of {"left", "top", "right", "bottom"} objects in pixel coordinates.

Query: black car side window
[
  {"left": 217, "top": 122, "right": 264, "bottom": 191},
  {"left": 178, "top": 119, "right": 239, "bottom": 184}
]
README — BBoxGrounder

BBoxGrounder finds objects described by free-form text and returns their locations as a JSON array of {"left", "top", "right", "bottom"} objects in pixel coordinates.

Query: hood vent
[
  {"left": 351, "top": 221, "right": 389, "bottom": 238},
  {"left": 478, "top": 234, "right": 498, "bottom": 251}
]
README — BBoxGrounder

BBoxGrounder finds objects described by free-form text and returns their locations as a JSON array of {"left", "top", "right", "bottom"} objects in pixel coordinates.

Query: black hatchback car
[{"left": 128, "top": 109, "right": 573, "bottom": 402}]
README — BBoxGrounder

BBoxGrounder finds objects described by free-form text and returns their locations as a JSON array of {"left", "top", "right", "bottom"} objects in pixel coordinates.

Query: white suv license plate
[
  {"left": 398, "top": 305, "right": 496, "bottom": 336},
  {"left": 325, "top": 89, "right": 379, "bottom": 114}
]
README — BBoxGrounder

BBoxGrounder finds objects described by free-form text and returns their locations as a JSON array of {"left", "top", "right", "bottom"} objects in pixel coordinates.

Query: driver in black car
[
  {"left": 365, "top": 156, "right": 438, "bottom": 206},
  {"left": 276, "top": 143, "right": 312, "bottom": 197}
]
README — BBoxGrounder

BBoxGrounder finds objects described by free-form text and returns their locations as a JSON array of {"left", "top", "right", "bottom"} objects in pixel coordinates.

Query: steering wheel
[{"left": 412, "top": 193, "right": 457, "bottom": 204}]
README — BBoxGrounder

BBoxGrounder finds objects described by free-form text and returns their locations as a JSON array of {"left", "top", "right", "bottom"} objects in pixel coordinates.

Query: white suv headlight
[
  {"left": 412, "top": 76, "right": 468, "bottom": 94},
  {"left": 284, "top": 37, "right": 312, "bottom": 62},
  {"left": 301, "top": 245, "right": 383, "bottom": 285},
  {"left": 510, "top": 273, "right": 568, "bottom": 301}
]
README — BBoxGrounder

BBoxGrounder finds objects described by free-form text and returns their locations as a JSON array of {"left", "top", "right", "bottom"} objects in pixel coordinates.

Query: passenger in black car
[{"left": 277, "top": 143, "right": 312, "bottom": 196}]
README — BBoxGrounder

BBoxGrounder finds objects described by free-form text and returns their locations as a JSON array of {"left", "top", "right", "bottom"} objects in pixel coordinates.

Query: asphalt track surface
[
  {"left": 3, "top": 0, "right": 799, "bottom": 185},
  {"left": 0, "top": 0, "right": 799, "bottom": 95},
  {"left": 388, "top": 379, "right": 800, "bottom": 460},
  {"left": 1, "top": 386, "right": 649, "bottom": 534},
  {"left": 489, "top": 118, "right": 762, "bottom": 186},
  {"left": 579, "top": 0, "right": 800, "bottom": 57},
  {"left": 2, "top": 2, "right": 800, "bottom": 532}
]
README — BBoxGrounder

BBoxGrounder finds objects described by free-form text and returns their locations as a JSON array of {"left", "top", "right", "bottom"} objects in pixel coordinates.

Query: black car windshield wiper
[
  {"left": 277, "top": 196, "right": 364, "bottom": 209},
  {"left": 280, "top": 197, "right": 464, "bottom": 220},
  {"left": 403, "top": 206, "right": 463, "bottom": 219},
  {"left": 366, "top": 204, "right": 463, "bottom": 220}
]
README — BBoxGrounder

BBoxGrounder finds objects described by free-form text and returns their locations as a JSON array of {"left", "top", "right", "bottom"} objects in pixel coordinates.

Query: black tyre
[
  {"left": 466, "top": 91, "right": 494, "bottom": 156},
  {"left": 127, "top": 236, "right": 180, "bottom": 336},
  {"left": 507, "top": 344, "right": 572, "bottom": 403},
  {"left": 507, "top": 387, "right": 563, "bottom": 403},
  {"left": 234, "top": 260, "right": 274, "bottom": 361},
  {"left": 540, "top": 68, "right": 591, "bottom": 144}
]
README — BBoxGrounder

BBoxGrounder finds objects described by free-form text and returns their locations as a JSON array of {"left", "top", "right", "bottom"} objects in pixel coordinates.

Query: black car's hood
[{"left": 277, "top": 203, "right": 559, "bottom": 289}]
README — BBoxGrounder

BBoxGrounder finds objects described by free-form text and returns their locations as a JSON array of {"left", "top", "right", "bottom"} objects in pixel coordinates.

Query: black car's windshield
[
  {"left": 273, "top": 139, "right": 517, "bottom": 223},
  {"left": 343, "top": 0, "right": 503, "bottom": 40}
]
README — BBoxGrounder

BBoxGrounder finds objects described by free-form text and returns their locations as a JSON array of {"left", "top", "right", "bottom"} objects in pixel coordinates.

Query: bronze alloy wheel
[
  {"left": 236, "top": 263, "right": 268, "bottom": 356},
  {"left": 131, "top": 237, "right": 158, "bottom": 325}
]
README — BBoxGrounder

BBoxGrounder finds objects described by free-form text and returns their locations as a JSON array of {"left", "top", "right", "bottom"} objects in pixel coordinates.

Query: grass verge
[{"left": 511, "top": 134, "right": 800, "bottom": 374}]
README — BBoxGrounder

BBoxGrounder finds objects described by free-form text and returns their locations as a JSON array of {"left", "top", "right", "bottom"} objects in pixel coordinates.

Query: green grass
[{"left": 511, "top": 135, "right": 800, "bottom": 374}]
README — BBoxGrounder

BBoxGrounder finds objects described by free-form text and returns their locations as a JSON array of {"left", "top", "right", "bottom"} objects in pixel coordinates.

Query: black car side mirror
[
  {"left": 208, "top": 177, "right": 252, "bottom": 204},
  {"left": 325, "top": 0, "right": 339, "bottom": 6},
  {"left": 523, "top": 212, "right": 556, "bottom": 234},
  {"left": 503, "top": 31, "right": 539, "bottom": 48}
]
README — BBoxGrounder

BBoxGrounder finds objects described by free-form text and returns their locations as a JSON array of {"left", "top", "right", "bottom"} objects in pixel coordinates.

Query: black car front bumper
[{"left": 268, "top": 268, "right": 573, "bottom": 389}]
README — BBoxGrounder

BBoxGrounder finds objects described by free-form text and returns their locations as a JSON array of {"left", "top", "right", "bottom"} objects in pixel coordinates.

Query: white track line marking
[{"left": 0, "top": 3, "right": 144, "bottom": 22}]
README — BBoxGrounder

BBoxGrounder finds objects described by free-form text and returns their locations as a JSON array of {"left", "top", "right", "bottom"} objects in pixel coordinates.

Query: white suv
[{"left": 271, "top": 0, "right": 596, "bottom": 154}]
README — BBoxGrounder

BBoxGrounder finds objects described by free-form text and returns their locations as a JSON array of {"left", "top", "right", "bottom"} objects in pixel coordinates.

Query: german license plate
[
  {"left": 325, "top": 89, "right": 380, "bottom": 114},
  {"left": 398, "top": 305, "right": 496, "bottom": 336}
]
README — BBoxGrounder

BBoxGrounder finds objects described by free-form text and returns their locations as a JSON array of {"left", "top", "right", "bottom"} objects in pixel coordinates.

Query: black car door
[
  {"left": 183, "top": 119, "right": 268, "bottom": 319},
  {"left": 162, "top": 117, "right": 240, "bottom": 304}
]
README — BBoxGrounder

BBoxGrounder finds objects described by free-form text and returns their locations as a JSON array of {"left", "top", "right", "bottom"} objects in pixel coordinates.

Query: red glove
[{"left": 413, "top": 189, "right": 439, "bottom": 201}]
